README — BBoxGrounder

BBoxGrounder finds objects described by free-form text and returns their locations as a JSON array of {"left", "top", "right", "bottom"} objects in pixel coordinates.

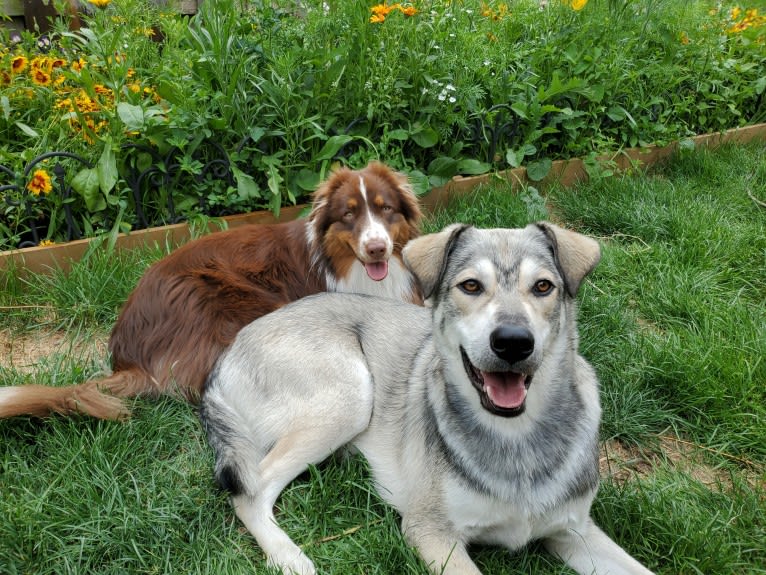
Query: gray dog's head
[{"left": 403, "top": 223, "right": 601, "bottom": 418}]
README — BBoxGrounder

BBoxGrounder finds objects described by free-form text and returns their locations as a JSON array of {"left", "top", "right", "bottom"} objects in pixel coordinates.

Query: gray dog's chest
[{"left": 357, "top": 330, "right": 600, "bottom": 526}]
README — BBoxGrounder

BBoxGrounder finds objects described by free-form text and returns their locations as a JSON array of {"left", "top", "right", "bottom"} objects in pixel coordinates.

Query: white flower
[{"left": 449, "top": 96, "right": 456, "bottom": 103}]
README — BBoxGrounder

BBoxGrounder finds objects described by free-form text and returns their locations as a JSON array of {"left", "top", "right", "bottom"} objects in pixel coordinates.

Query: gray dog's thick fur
[{"left": 200, "top": 223, "right": 654, "bottom": 575}]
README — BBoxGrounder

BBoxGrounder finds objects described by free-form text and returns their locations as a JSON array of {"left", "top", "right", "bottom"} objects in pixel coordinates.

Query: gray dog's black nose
[{"left": 490, "top": 325, "right": 534, "bottom": 363}]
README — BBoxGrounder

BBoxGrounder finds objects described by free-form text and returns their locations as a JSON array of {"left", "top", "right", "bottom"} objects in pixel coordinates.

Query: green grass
[{"left": 1, "top": 143, "right": 765, "bottom": 574}]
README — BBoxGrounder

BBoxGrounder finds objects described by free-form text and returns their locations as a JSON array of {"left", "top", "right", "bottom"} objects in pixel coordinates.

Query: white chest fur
[
  {"left": 327, "top": 257, "right": 415, "bottom": 302},
  {"left": 443, "top": 476, "right": 592, "bottom": 549}
]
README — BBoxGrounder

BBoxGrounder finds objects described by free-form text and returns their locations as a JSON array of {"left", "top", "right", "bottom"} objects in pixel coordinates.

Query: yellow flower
[
  {"left": 87, "top": 0, "right": 111, "bottom": 8},
  {"left": 679, "top": 31, "right": 689, "bottom": 45},
  {"left": 27, "top": 170, "right": 53, "bottom": 196},
  {"left": 71, "top": 57, "right": 87, "bottom": 72},
  {"left": 481, "top": 2, "right": 509, "bottom": 21},
  {"left": 569, "top": 0, "right": 588, "bottom": 11},
  {"left": 400, "top": 5, "right": 417, "bottom": 16},
  {"left": 38, "top": 239, "right": 55, "bottom": 247},
  {"left": 11, "top": 55, "right": 28, "bottom": 74},
  {"left": 31, "top": 56, "right": 53, "bottom": 72},
  {"left": 370, "top": 13, "right": 386, "bottom": 23},
  {"left": 31, "top": 68, "right": 52, "bottom": 86},
  {"left": 730, "top": 6, "right": 742, "bottom": 20}
]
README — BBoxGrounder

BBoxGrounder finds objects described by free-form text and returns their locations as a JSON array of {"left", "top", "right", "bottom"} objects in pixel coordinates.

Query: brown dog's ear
[
  {"left": 403, "top": 224, "right": 470, "bottom": 300},
  {"left": 535, "top": 222, "right": 601, "bottom": 297}
]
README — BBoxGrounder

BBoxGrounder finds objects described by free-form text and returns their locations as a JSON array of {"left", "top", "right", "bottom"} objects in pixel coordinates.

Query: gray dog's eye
[
  {"left": 533, "top": 279, "right": 554, "bottom": 295},
  {"left": 458, "top": 279, "right": 483, "bottom": 295}
]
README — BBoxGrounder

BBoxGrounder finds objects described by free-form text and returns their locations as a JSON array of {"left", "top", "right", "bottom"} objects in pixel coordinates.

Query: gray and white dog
[{"left": 200, "top": 223, "right": 654, "bottom": 575}]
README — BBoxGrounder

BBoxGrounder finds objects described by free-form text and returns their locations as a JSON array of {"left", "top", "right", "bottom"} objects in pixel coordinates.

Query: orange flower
[
  {"left": 27, "top": 169, "right": 53, "bottom": 196},
  {"left": 94, "top": 84, "right": 113, "bottom": 97},
  {"left": 370, "top": 3, "right": 416, "bottom": 22}
]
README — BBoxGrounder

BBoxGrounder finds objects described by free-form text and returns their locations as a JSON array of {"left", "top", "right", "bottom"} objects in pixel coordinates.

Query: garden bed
[{"left": 2, "top": 122, "right": 764, "bottom": 278}]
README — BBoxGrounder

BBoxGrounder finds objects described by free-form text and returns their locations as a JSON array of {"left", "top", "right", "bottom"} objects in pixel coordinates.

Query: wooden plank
[{"left": 0, "top": 204, "right": 308, "bottom": 278}]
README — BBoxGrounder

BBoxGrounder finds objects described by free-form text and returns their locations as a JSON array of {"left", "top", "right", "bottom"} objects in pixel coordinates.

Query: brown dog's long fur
[{"left": 0, "top": 162, "right": 421, "bottom": 420}]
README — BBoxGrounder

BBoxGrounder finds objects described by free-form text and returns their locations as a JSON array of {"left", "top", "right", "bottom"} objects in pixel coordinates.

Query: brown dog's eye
[
  {"left": 343, "top": 211, "right": 354, "bottom": 222},
  {"left": 533, "top": 279, "right": 554, "bottom": 295},
  {"left": 458, "top": 279, "right": 483, "bottom": 295},
  {"left": 382, "top": 205, "right": 393, "bottom": 213}
]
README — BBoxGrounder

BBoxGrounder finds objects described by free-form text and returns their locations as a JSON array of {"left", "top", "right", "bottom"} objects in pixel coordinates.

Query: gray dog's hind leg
[{"left": 232, "top": 421, "right": 369, "bottom": 575}]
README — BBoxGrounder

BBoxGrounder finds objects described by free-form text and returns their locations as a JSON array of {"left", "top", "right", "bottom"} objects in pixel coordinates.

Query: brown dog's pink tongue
[
  {"left": 483, "top": 372, "right": 527, "bottom": 409},
  {"left": 365, "top": 261, "right": 389, "bottom": 281}
]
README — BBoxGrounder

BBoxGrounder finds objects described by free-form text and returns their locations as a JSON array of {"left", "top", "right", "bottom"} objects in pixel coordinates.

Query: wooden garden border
[{"left": 2, "top": 123, "right": 764, "bottom": 278}]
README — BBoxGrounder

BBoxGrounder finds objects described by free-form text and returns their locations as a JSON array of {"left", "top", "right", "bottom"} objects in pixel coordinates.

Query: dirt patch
[
  {"left": 0, "top": 327, "right": 108, "bottom": 373},
  {"left": 600, "top": 436, "right": 763, "bottom": 491}
]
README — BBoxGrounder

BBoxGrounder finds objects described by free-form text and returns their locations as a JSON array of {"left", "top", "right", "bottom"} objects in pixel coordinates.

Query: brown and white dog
[{"left": 0, "top": 162, "right": 422, "bottom": 420}]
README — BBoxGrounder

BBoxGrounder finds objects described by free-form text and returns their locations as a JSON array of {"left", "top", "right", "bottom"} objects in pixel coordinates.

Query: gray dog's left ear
[
  {"left": 403, "top": 223, "right": 470, "bottom": 300},
  {"left": 535, "top": 222, "right": 601, "bottom": 297}
]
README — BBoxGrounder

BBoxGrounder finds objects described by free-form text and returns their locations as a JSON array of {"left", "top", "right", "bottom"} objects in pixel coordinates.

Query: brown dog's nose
[
  {"left": 490, "top": 325, "right": 534, "bottom": 363},
  {"left": 366, "top": 240, "right": 387, "bottom": 259}
]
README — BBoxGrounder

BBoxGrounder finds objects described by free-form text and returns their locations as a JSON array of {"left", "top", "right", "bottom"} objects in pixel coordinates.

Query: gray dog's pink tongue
[
  {"left": 365, "top": 261, "right": 389, "bottom": 281},
  {"left": 483, "top": 372, "right": 527, "bottom": 409}
]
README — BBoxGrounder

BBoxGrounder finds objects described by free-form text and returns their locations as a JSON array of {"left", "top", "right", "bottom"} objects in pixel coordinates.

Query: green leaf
[
  {"left": 411, "top": 126, "right": 439, "bottom": 148},
  {"left": 580, "top": 84, "right": 605, "bottom": 103},
  {"left": 314, "top": 135, "right": 353, "bottom": 162},
  {"left": 232, "top": 166, "right": 260, "bottom": 200},
  {"left": 506, "top": 148, "right": 520, "bottom": 168},
  {"left": 71, "top": 168, "right": 106, "bottom": 212},
  {"left": 98, "top": 139, "right": 118, "bottom": 195},
  {"left": 427, "top": 156, "right": 459, "bottom": 179},
  {"left": 156, "top": 80, "right": 182, "bottom": 104},
  {"left": 511, "top": 102, "right": 528, "bottom": 119},
  {"left": 606, "top": 105, "right": 626, "bottom": 122},
  {"left": 117, "top": 102, "right": 145, "bottom": 131},
  {"left": 521, "top": 143, "right": 537, "bottom": 157},
  {"left": 526, "top": 158, "right": 553, "bottom": 182},
  {"left": 15, "top": 122, "right": 39, "bottom": 138},
  {"left": 387, "top": 129, "right": 409, "bottom": 141},
  {"left": 405, "top": 170, "right": 430, "bottom": 196},
  {"left": 266, "top": 161, "right": 284, "bottom": 217},
  {"left": 295, "top": 169, "right": 320, "bottom": 192},
  {"left": 457, "top": 159, "right": 491, "bottom": 175}
]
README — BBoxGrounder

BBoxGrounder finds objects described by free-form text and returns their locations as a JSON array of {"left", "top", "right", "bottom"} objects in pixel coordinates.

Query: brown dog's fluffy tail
[{"left": 0, "top": 369, "right": 155, "bottom": 420}]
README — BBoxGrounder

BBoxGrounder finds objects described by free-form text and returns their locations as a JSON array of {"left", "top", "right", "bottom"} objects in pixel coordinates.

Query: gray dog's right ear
[{"left": 403, "top": 224, "right": 470, "bottom": 300}]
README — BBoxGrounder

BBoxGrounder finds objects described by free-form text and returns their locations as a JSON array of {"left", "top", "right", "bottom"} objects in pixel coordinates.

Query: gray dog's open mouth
[{"left": 461, "top": 347, "right": 531, "bottom": 417}]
